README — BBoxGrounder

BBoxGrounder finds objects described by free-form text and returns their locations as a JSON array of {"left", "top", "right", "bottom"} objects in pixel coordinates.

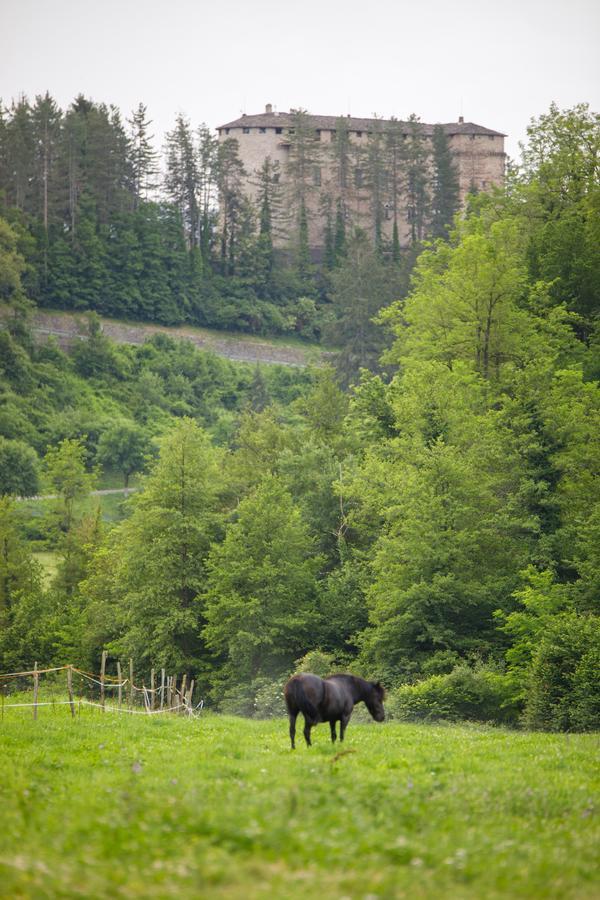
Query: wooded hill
[{"left": 0, "top": 101, "right": 599, "bottom": 731}]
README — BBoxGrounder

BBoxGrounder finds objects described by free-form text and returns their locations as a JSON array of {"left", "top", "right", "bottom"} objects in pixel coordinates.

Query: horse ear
[{"left": 375, "top": 681, "right": 386, "bottom": 698}]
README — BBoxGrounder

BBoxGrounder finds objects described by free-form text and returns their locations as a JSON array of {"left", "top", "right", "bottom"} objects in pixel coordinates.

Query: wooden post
[
  {"left": 180, "top": 674, "right": 187, "bottom": 711},
  {"left": 129, "top": 659, "right": 134, "bottom": 709},
  {"left": 167, "top": 676, "right": 173, "bottom": 709},
  {"left": 117, "top": 661, "right": 122, "bottom": 709},
  {"left": 67, "top": 666, "right": 75, "bottom": 718},
  {"left": 100, "top": 650, "right": 107, "bottom": 711},
  {"left": 187, "top": 680, "right": 195, "bottom": 714},
  {"left": 33, "top": 661, "right": 39, "bottom": 720},
  {"left": 160, "top": 668, "right": 165, "bottom": 711},
  {"left": 150, "top": 668, "right": 155, "bottom": 710}
]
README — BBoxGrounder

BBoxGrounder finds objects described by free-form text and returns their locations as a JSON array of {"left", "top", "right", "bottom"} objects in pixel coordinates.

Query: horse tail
[{"left": 285, "top": 676, "right": 319, "bottom": 722}]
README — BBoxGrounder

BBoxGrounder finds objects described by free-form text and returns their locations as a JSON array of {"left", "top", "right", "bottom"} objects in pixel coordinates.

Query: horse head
[{"left": 366, "top": 680, "right": 386, "bottom": 722}]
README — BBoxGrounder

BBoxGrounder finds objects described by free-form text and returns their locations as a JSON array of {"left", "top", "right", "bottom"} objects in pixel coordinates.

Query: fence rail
[{"left": 0, "top": 659, "right": 203, "bottom": 719}]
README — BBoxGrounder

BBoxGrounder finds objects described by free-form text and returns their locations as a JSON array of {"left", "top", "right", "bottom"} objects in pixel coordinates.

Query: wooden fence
[{"left": 0, "top": 655, "right": 201, "bottom": 719}]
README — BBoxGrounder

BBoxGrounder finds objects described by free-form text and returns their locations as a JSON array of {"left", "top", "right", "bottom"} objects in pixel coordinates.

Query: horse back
[{"left": 284, "top": 674, "right": 324, "bottom": 722}]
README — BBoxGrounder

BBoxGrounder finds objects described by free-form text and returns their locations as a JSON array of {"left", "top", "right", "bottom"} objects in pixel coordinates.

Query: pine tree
[
  {"left": 127, "top": 102, "right": 159, "bottom": 207},
  {"left": 334, "top": 199, "right": 347, "bottom": 263},
  {"left": 216, "top": 137, "right": 246, "bottom": 274},
  {"left": 431, "top": 124, "right": 460, "bottom": 239},
  {"left": 164, "top": 114, "right": 200, "bottom": 249},
  {"left": 403, "top": 114, "right": 431, "bottom": 244},
  {"left": 365, "top": 118, "right": 387, "bottom": 252},
  {"left": 385, "top": 117, "right": 405, "bottom": 255}
]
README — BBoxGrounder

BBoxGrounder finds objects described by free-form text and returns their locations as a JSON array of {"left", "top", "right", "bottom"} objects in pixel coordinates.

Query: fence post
[
  {"left": 187, "top": 680, "right": 195, "bottom": 714},
  {"left": 67, "top": 666, "right": 75, "bottom": 718},
  {"left": 100, "top": 650, "right": 107, "bottom": 711},
  {"left": 117, "top": 661, "right": 122, "bottom": 709},
  {"left": 129, "top": 659, "right": 134, "bottom": 709},
  {"left": 160, "top": 668, "right": 165, "bottom": 711},
  {"left": 180, "top": 674, "right": 187, "bottom": 712},
  {"left": 150, "top": 668, "right": 155, "bottom": 710},
  {"left": 33, "top": 661, "right": 39, "bottom": 720}
]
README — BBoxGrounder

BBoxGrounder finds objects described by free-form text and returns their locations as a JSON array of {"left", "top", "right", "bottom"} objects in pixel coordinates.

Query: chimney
[
  {"left": 458, "top": 115, "right": 464, "bottom": 123},
  {"left": 265, "top": 103, "right": 273, "bottom": 114}
]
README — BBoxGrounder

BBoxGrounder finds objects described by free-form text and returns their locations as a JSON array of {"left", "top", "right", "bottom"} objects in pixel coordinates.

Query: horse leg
[
  {"left": 340, "top": 713, "right": 351, "bottom": 742},
  {"left": 330, "top": 720, "right": 337, "bottom": 743},
  {"left": 289, "top": 713, "right": 297, "bottom": 750},
  {"left": 303, "top": 717, "right": 313, "bottom": 747}
]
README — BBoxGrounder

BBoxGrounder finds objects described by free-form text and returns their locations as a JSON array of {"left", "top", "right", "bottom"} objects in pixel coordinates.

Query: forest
[
  {"left": 0, "top": 95, "right": 453, "bottom": 341},
  {"left": 0, "top": 97, "right": 599, "bottom": 731}
]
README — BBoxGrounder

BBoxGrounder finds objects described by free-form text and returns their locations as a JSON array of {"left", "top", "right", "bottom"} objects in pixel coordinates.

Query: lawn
[{"left": 0, "top": 710, "right": 598, "bottom": 899}]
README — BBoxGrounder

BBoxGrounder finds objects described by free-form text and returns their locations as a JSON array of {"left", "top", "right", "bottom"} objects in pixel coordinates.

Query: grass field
[{"left": 0, "top": 710, "right": 598, "bottom": 899}]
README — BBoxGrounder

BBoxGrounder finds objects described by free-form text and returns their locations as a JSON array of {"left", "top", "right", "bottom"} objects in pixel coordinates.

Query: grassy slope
[
  {"left": 32, "top": 309, "right": 335, "bottom": 362},
  {"left": 0, "top": 711, "right": 598, "bottom": 899}
]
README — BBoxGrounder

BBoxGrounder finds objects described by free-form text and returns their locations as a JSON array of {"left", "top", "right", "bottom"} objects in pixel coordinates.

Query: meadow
[{"left": 0, "top": 709, "right": 598, "bottom": 899}]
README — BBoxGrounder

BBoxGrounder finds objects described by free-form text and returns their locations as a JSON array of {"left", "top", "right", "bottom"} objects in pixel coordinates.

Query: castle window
[
  {"left": 276, "top": 127, "right": 283, "bottom": 134},
  {"left": 356, "top": 130, "right": 362, "bottom": 137},
  {"left": 243, "top": 127, "right": 250, "bottom": 134},
  {"left": 225, "top": 128, "right": 230, "bottom": 135},
  {"left": 313, "top": 167, "right": 322, "bottom": 186},
  {"left": 259, "top": 127, "right": 267, "bottom": 133},
  {"left": 315, "top": 129, "right": 321, "bottom": 140},
  {"left": 273, "top": 173, "right": 280, "bottom": 184},
  {"left": 354, "top": 167, "right": 363, "bottom": 188}
]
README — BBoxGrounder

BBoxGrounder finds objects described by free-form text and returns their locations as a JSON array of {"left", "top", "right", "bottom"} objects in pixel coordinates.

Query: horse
[{"left": 284, "top": 673, "right": 385, "bottom": 749}]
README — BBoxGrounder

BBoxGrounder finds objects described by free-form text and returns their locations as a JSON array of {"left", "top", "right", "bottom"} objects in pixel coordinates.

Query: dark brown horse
[{"left": 284, "top": 673, "right": 385, "bottom": 749}]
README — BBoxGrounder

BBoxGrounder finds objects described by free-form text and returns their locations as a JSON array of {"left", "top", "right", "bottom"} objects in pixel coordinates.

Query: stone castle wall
[{"left": 217, "top": 109, "right": 506, "bottom": 251}]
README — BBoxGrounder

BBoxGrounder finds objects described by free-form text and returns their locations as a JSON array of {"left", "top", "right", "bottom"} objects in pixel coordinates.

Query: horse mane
[{"left": 326, "top": 673, "right": 386, "bottom": 699}]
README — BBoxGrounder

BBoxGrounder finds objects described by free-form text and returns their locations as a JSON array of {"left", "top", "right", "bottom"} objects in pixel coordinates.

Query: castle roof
[{"left": 217, "top": 111, "right": 506, "bottom": 138}]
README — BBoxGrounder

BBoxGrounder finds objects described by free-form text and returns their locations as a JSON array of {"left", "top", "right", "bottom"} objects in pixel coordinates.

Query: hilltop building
[{"left": 217, "top": 105, "right": 506, "bottom": 253}]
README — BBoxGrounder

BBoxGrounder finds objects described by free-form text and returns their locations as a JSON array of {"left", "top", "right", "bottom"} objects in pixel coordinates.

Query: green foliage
[
  {"left": 203, "top": 476, "right": 324, "bottom": 689},
  {"left": 326, "top": 230, "right": 401, "bottom": 385},
  {"left": 96, "top": 419, "right": 150, "bottom": 487},
  {"left": 294, "top": 648, "right": 337, "bottom": 677},
  {"left": 0, "top": 436, "right": 39, "bottom": 496},
  {"left": 84, "top": 419, "right": 224, "bottom": 678},
  {"left": 386, "top": 663, "right": 519, "bottom": 724},
  {"left": 2, "top": 102, "right": 600, "bottom": 733},
  {"left": 524, "top": 614, "right": 600, "bottom": 731}
]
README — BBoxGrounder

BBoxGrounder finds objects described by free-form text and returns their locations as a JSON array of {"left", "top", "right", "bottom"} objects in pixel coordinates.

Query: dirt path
[{"left": 31, "top": 310, "right": 328, "bottom": 368}]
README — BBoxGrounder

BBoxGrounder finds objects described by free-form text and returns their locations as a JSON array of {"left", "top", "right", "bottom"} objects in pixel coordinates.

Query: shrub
[
  {"left": 252, "top": 676, "right": 288, "bottom": 719},
  {"left": 524, "top": 614, "right": 600, "bottom": 732},
  {"left": 294, "top": 649, "right": 337, "bottom": 677},
  {"left": 218, "top": 676, "right": 289, "bottom": 719},
  {"left": 386, "top": 663, "right": 519, "bottom": 725}
]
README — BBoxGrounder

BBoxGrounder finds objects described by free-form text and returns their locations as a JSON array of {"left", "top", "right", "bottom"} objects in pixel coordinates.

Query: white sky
[{"left": 1, "top": 0, "right": 599, "bottom": 161}]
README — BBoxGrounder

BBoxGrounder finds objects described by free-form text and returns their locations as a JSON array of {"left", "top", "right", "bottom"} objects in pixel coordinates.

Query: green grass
[
  {"left": 36, "top": 307, "right": 340, "bottom": 355},
  {"left": 0, "top": 711, "right": 598, "bottom": 899},
  {"left": 18, "top": 491, "right": 130, "bottom": 527}
]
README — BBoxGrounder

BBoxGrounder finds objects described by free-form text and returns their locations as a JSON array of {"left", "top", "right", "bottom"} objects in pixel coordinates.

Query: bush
[
  {"left": 218, "top": 676, "right": 289, "bottom": 718},
  {"left": 524, "top": 614, "right": 600, "bottom": 732},
  {"left": 294, "top": 649, "right": 337, "bottom": 677},
  {"left": 252, "top": 676, "right": 288, "bottom": 719},
  {"left": 386, "top": 663, "right": 519, "bottom": 725}
]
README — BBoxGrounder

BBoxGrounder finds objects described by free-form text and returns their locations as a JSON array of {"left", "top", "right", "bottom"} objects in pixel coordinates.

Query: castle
[{"left": 217, "top": 105, "right": 506, "bottom": 252}]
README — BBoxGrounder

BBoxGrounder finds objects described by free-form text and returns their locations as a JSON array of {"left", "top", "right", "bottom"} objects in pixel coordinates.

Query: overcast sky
[{"left": 1, "top": 0, "right": 599, "bottom": 160}]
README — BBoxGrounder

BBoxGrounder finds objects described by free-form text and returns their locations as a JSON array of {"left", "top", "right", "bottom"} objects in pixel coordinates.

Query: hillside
[{"left": 31, "top": 310, "right": 329, "bottom": 369}]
